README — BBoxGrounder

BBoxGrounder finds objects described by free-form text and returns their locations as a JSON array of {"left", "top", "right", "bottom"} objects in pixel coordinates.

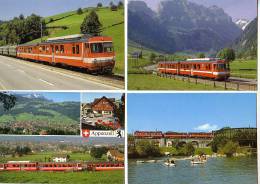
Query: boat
[
  {"left": 164, "top": 162, "right": 176, "bottom": 167},
  {"left": 164, "top": 159, "right": 176, "bottom": 167},
  {"left": 136, "top": 160, "right": 145, "bottom": 164},
  {"left": 191, "top": 160, "right": 205, "bottom": 165},
  {"left": 146, "top": 160, "right": 156, "bottom": 163}
]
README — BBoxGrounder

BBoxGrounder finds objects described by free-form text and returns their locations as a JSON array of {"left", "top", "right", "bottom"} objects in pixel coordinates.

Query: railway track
[{"left": 158, "top": 73, "right": 257, "bottom": 91}]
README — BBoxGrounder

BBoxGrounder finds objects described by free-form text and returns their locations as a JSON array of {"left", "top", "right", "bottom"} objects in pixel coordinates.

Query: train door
[
  {"left": 190, "top": 63, "right": 193, "bottom": 76},
  {"left": 51, "top": 45, "right": 55, "bottom": 64}
]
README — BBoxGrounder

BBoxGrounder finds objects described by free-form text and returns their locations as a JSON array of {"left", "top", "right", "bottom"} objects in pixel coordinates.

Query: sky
[
  {"left": 13, "top": 92, "right": 80, "bottom": 102},
  {"left": 0, "top": 0, "right": 120, "bottom": 21},
  {"left": 136, "top": 0, "right": 257, "bottom": 20},
  {"left": 81, "top": 93, "right": 123, "bottom": 103},
  {"left": 128, "top": 93, "right": 256, "bottom": 133}
]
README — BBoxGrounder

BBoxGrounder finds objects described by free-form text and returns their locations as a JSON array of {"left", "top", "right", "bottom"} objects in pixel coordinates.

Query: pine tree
[{"left": 80, "top": 10, "right": 102, "bottom": 36}]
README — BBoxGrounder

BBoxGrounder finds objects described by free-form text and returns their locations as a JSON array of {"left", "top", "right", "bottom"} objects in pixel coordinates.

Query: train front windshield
[{"left": 90, "top": 42, "right": 114, "bottom": 53}]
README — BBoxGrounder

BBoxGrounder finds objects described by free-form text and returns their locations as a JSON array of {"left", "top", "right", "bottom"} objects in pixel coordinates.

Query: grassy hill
[
  {"left": 31, "top": 7, "right": 124, "bottom": 75},
  {"left": 0, "top": 95, "right": 80, "bottom": 134}
]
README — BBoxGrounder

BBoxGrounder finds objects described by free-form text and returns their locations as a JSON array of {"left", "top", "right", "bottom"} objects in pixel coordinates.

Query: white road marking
[
  {"left": 38, "top": 79, "right": 55, "bottom": 86},
  {"left": 0, "top": 79, "right": 6, "bottom": 90},
  {"left": 17, "top": 69, "right": 25, "bottom": 73}
]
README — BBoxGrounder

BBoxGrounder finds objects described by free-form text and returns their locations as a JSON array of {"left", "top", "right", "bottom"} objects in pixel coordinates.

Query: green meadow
[
  {"left": 0, "top": 170, "right": 124, "bottom": 184},
  {"left": 0, "top": 152, "right": 123, "bottom": 183},
  {"left": 31, "top": 7, "right": 125, "bottom": 74},
  {"left": 0, "top": 152, "right": 106, "bottom": 163},
  {"left": 128, "top": 74, "right": 225, "bottom": 90}
]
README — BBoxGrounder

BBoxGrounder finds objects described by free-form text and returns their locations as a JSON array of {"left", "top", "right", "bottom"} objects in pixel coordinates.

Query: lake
[{"left": 128, "top": 156, "right": 257, "bottom": 184}]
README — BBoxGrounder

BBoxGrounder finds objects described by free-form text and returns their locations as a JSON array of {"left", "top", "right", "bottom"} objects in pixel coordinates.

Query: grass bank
[{"left": 128, "top": 74, "right": 225, "bottom": 90}]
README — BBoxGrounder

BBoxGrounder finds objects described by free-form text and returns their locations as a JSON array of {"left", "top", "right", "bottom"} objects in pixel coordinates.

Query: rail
[{"left": 157, "top": 73, "right": 257, "bottom": 91}]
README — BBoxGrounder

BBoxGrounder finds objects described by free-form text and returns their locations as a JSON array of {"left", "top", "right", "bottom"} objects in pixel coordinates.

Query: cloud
[{"left": 194, "top": 123, "right": 218, "bottom": 132}]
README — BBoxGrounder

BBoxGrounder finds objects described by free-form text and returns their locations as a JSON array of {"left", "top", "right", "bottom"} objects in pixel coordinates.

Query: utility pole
[{"left": 40, "top": 22, "right": 43, "bottom": 43}]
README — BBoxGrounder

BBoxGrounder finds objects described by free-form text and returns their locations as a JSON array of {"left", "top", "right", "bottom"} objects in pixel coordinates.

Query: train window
[
  {"left": 42, "top": 46, "right": 46, "bottom": 51},
  {"left": 60, "top": 45, "right": 64, "bottom": 54},
  {"left": 55, "top": 46, "right": 59, "bottom": 53},
  {"left": 72, "top": 46, "right": 76, "bottom": 54},
  {"left": 76, "top": 45, "right": 80, "bottom": 54},
  {"left": 209, "top": 64, "right": 211, "bottom": 70},
  {"left": 91, "top": 43, "right": 103, "bottom": 53},
  {"left": 103, "top": 42, "right": 113, "bottom": 52}
]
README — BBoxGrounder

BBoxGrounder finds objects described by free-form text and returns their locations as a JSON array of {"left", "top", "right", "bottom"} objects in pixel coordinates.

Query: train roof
[
  {"left": 17, "top": 34, "right": 112, "bottom": 47},
  {"left": 159, "top": 58, "right": 226, "bottom": 64}
]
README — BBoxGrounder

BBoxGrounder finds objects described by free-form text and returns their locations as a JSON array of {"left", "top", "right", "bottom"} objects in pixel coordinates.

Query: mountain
[
  {"left": 235, "top": 19, "right": 250, "bottom": 30},
  {"left": 233, "top": 18, "right": 257, "bottom": 58},
  {"left": 128, "top": 0, "right": 242, "bottom": 53},
  {"left": 0, "top": 94, "right": 80, "bottom": 134}
]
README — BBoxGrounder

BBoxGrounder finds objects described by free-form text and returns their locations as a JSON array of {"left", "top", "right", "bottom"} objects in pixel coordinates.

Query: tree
[
  {"left": 90, "top": 147, "right": 108, "bottom": 159},
  {"left": 217, "top": 48, "right": 236, "bottom": 62},
  {"left": 135, "top": 140, "right": 161, "bottom": 158},
  {"left": 211, "top": 135, "right": 229, "bottom": 153},
  {"left": 77, "top": 8, "right": 83, "bottom": 15},
  {"left": 19, "top": 14, "right": 24, "bottom": 20},
  {"left": 97, "top": 3, "right": 103, "bottom": 8},
  {"left": 80, "top": 10, "right": 102, "bottom": 36},
  {"left": 0, "top": 93, "right": 16, "bottom": 111},
  {"left": 150, "top": 53, "right": 157, "bottom": 62},
  {"left": 118, "top": 1, "right": 124, "bottom": 8},
  {"left": 109, "top": 1, "right": 114, "bottom": 7},
  {"left": 197, "top": 52, "right": 205, "bottom": 58}
]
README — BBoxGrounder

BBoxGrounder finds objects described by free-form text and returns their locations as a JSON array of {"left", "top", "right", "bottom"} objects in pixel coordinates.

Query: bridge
[{"left": 134, "top": 131, "right": 213, "bottom": 148}]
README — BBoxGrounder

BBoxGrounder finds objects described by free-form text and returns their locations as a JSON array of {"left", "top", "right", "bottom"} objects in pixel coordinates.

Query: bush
[
  {"left": 90, "top": 147, "right": 108, "bottom": 159},
  {"left": 221, "top": 141, "right": 239, "bottom": 157}
]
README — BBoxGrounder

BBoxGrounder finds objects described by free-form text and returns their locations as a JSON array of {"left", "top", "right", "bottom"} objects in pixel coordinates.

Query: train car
[
  {"left": 0, "top": 45, "right": 17, "bottom": 57},
  {"left": 88, "top": 162, "right": 124, "bottom": 171},
  {"left": 16, "top": 34, "right": 115, "bottom": 73},
  {"left": 39, "top": 162, "right": 82, "bottom": 172},
  {"left": 3, "top": 162, "right": 38, "bottom": 171},
  {"left": 134, "top": 131, "right": 163, "bottom": 139},
  {"left": 158, "top": 58, "right": 230, "bottom": 80},
  {"left": 189, "top": 132, "right": 213, "bottom": 139},
  {"left": 164, "top": 132, "right": 213, "bottom": 139}
]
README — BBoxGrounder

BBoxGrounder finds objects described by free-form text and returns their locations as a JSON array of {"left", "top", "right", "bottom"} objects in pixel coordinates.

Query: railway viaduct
[{"left": 133, "top": 131, "right": 213, "bottom": 148}]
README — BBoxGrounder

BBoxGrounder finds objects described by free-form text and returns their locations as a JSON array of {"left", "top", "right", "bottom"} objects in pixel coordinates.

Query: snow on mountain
[{"left": 235, "top": 19, "right": 250, "bottom": 30}]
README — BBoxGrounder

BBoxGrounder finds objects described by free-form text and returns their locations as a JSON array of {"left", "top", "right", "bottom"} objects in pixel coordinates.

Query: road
[{"left": 0, "top": 55, "right": 123, "bottom": 90}]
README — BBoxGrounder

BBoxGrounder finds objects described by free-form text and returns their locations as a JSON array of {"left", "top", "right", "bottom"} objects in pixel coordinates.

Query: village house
[
  {"left": 107, "top": 150, "right": 124, "bottom": 162},
  {"left": 91, "top": 96, "right": 117, "bottom": 117},
  {"left": 52, "top": 154, "right": 70, "bottom": 163}
]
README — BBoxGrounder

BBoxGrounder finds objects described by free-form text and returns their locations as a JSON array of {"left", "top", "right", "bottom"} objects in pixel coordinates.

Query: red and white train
[
  {"left": 0, "top": 34, "right": 116, "bottom": 73},
  {"left": 0, "top": 161, "right": 124, "bottom": 172},
  {"left": 134, "top": 131, "right": 213, "bottom": 139},
  {"left": 158, "top": 58, "right": 230, "bottom": 80}
]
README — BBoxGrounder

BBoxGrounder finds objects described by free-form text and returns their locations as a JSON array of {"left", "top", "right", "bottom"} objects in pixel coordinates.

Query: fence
[{"left": 158, "top": 73, "right": 257, "bottom": 91}]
